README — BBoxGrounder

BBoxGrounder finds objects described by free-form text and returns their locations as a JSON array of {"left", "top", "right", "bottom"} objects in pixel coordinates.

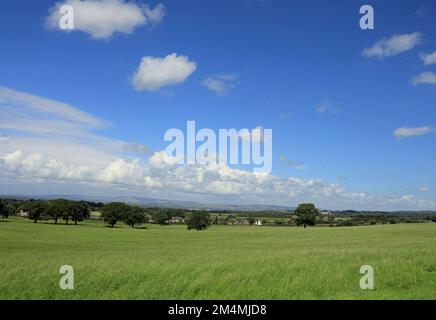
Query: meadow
[{"left": 1, "top": 217, "right": 435, "bottom": 299}]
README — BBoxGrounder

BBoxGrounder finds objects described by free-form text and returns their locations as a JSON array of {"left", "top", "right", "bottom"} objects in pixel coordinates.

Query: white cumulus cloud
[
  {"left": 46, "top": 0, "right": 165, "bottom": 39},
  {"left": 131, "top": 53, "right": 197, "bottom": 91},
  {"left": 412, "top": 72, "right": 436, "bottom": 86},
  {"left": 2, "top": 86, "right": 436, "bottom": 211},
  {"left": 362, "top": 32, "right": 422, "bottom": 59},
  {"left": 420, "top": 51, "right": 436, "bottom": 65},
  {"left": 2, "top": 149, "right": 435, "bottom": 210}
]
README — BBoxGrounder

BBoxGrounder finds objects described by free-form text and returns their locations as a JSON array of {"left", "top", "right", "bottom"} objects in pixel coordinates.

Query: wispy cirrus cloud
[
  {"left": 202, "top": 74, "right": 239, "bottom": 95},
  {"left": 279, "top": 112, "right": 292, "bottom": 120},
  {"left": 418, "top": 186, "right": 430, "bottom": 193},
  {"left": 45, "top": 0, "right": 165, "bottom": 40},
  {"left": 393, "top": 126, "right": 435, "bottom": 138},
  {"left": 122, "top": 142, "right": 151, "bottom": 155},
  {"left": 0, "top": 86, "right": 108, "bottom": 132},
  {"left": 414, "top": 6, "right": 425, "bottom": 19},
  {"left": 0, "top": 86, "right": 122, "bottom": 168},
  {"left": 280, "top": 155, "right": 306, "bottom": 170},
  {"left": 316, "top": 98, "right": 340, "bottom": 114},
  {"left": 362, "top": 32, "right": 422, "bottom": 59}
]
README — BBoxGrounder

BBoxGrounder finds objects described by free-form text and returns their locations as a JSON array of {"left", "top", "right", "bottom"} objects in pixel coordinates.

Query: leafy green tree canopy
[
  {"left": 0, "top": 199, "right": 9, "bottom": 218},
  {"left": 102, "top": 202, "right": 130, "bottom": 228},
  {"left": 186, "top": 211, "right": 210, "bottom": 231},
  {"left": 21, "top": 200, "right": 47, "bottom": 223},
  {"left": 45, "top": 199, "right": 69, "bottom": 224},
  {"left": 123, "top": 206, "right": 148, "bottom": 228},
  {"left": 69, "top": 201, "right": 90, "bottom": 225},
  {"left": 152, "top": 208, "right": 169, "bottom": 225},
  {"left": 295, "top": 203, "right": 319, "bottom": 228}
]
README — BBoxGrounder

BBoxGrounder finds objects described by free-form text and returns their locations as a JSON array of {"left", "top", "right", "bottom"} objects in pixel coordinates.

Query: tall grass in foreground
[{"left": 1, "top": 217, "right": 435, "bottom": 299}]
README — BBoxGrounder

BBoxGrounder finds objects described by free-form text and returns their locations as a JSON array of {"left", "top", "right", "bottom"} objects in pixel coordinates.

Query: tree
[
  {"left": 123, "top": 206, "right": 148, "bottom": 228},
  {"left": 152, "top": 208, "right": 169, "bottom": 225},
  {"left": 44, "top": 199, "right": 88, "bottom": 225},
  {"left": 0, "top": 199, "right": 9, "bottom": 218},
  {"left": 70, "top": 202, "right": 90, "bottom": 225},
  {"left": 63, "top": 201, "right": 72, "bottom": 225},
  {"left": 295, "top": 203, "right": 319, "bottom": 228},
  {"left": 45, "top": 199, "right": 69, "bottom": 224},
  {"left": 186, "top": 211, "right": 210, "bottom": 231},
  {"left": 212, "top": 215, "right": 219, "bottom": 225},
  {"left": 7, "top": 203, "right": 17, "bottom": 216},
  {"left": 247, "top": 215, "right": 255, "bottom": 226},
  {"left": 101, "top": 202, "right": 130, "bottom": 228},
  {"left": 22, "top": 200, "right": 47, "bottom": 223}
]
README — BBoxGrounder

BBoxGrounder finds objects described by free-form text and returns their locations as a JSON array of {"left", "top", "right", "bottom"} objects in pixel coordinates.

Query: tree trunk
[
  {"left": 34, "top": 219, "right": 37, "bottom": 223},
  {"left": 304, "top": 223, "right": 307, "bottom": 228},
  {"left": 55, "top": 217, "right": 58, "bottom": 224},
  {"left": 74, "top": 220, "right": 77, "bottom": 225}
]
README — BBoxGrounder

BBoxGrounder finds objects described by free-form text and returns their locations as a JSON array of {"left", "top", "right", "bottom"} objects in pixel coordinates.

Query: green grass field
[{"left": 1, "top": 217, "right": 436, "bottom": 299}]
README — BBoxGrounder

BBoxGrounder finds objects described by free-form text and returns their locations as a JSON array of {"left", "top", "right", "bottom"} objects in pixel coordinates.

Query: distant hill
[
  {"left": 3, "top": 194, "right": 435, "bottom": 214},
  {"left": 0, "top": 193, "right": 295, "bottom": 212}
]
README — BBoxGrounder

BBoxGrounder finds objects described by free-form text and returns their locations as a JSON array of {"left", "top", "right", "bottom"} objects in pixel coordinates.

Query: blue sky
[{"left": 0, "top": 0, "right": 435, "bottom": 210}]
